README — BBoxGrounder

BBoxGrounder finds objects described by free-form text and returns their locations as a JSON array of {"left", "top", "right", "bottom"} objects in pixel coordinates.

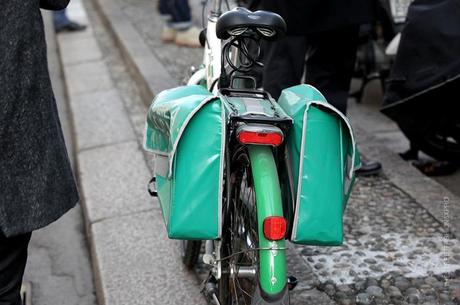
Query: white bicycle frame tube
[
  {"left": 205, "top": 17, "right": 222, "bottom": 93},
  {"left": 187, "top": 0, "right": 223, "bottom": 94}
]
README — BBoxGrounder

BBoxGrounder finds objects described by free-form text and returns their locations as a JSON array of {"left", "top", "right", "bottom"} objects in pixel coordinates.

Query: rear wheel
[
  {"left": 180, "top": 240, "right": 201, "bottom": 270},
  {"left": 219, "top": 146, "right": 260, "bottom": 305}
]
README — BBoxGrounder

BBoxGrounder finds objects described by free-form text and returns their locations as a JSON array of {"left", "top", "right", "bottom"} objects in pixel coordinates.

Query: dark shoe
[
  {"left": 56, "top": 21, "right": 87, "bottom": 33},
  {"left": 412, "top": 160, "right": 457, "bottom": 176},
  {"left": 399, "top": 148, "right": 419, "bottom": 161},
  {"left": 356, "top": 158, "right": 382, "bottom": 176}
]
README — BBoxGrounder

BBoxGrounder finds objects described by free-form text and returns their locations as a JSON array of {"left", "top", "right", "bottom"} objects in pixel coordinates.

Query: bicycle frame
[{"left": 187, "top": 0, "right": 222, "bottom": 93}]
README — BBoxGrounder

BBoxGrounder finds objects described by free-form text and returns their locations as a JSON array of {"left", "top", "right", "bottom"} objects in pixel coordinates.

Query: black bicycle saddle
[{"left": 216, "top": 7, "right": 287, "bottom": 41}]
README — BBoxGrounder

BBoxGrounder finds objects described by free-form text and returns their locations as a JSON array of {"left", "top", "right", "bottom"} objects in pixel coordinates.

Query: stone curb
[{"left": 92, "top": 0, "right": 177, "bottom": 103}]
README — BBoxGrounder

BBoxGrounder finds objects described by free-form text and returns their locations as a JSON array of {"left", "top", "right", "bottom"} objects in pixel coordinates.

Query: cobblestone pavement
[
  {"left": 297, "top": 175, "right": 460, "bottom": 305},
  {"left": 91, "top": 0, "right": 460, "bottom": 304}
]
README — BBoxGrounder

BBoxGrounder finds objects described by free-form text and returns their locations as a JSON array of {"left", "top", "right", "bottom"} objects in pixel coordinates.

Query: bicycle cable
[
  {"left": 219, "top": 34, "right": 263, "bottom": 88},
  {"left": 215, "top": 246, "right": 287, "bottom": 263}
]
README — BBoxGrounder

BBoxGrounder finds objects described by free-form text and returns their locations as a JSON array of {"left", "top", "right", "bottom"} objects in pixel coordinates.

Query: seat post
[{"left": 211, "top": 0, "right": 223, "bottom": 15}]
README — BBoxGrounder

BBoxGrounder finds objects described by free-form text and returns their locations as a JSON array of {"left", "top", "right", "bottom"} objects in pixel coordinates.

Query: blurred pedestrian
[
  {"left": 0, "top": 1, "right": 79, "bottom": 304},
  {"left": 158, "top": 0, "right": 201, "bottom": 47},
  {"left": 53, "top": 8, "right": 86, "bottom": 33},
  {"left": 261, "top": 0, "right": 382, "bottom": 176}
]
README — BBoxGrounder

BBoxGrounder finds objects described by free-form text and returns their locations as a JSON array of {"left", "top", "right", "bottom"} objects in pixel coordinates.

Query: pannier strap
[{"left": 148, "top": 176, "right": 158, "bottom": 197}]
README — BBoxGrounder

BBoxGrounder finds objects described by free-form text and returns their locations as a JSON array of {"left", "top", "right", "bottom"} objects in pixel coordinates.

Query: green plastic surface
[
  {"left": 278, "top": 85, "right": 360, "bottom": 246},
  {"left": 144, "top": 85, "right": 224, "bottom": 239},
  {"left": 248, "top": 146, "right": 286, "bottom": 295}
]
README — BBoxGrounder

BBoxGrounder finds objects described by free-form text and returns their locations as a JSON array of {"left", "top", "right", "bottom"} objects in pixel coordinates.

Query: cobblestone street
[{"left": 299, "top": 175, "right": 460, "bottom": 304}]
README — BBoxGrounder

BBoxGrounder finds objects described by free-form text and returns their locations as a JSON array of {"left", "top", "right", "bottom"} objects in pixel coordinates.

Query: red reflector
[
  {"left": 238, "top": 131, "right": 283, "bottom": 147},
  {"left": 263, "top": 216, "right": 287, "bottom": 241}
]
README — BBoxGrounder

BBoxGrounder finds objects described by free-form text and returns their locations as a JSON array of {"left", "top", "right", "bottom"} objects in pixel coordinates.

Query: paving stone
[
  {"left": 70, "top": 89, "right": 136, "bottom": 150},
  {"left": 78, "top": 141, "right": 155, "bottom": 223},
  {"left": 355, "top": 292, "right": 371, "bottom": 305},
  {"left": 65, "top": 61, "right": 113, "bottom": 96},
  {"left": 59, "top": 34, "right": 103, "bottom": 65},
  {"left": 394, "top": 278, "right": 411, "bottom": 291},
  {"left": 366, "top": 286, "right": 384, "bottom": 298},
  {"left": 407, "top": 293, "right": 420, "bottom": 304},
  {"left": 91, "top": 211, "right": 206, "bottom": 305},
  {"left": 290, "top": 288, "right": 336, "bottom": 305},
  {"left": 387, "top": 286, "right": 403, "bottom": 298}
]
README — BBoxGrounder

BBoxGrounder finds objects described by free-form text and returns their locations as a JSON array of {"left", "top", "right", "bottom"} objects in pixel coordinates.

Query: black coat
[
  {"left": 0, "top": 0, "right": 78, "bottom": 237},
  {"left": 261, "top": 0, "right": 376, "bottom": 35}
]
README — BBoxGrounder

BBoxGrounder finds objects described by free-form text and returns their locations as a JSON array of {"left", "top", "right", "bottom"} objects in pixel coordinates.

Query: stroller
[{"left": 381, "top": 0, "right": 460, "bottom": 175}]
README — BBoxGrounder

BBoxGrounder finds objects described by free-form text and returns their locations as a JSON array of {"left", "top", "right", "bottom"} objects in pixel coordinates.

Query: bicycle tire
[
  {"left": 219, "top": 146, "right": 259, "bottom": 305},
  {"left": 180, "top": 240, "right": 202, "bottom": 270}
]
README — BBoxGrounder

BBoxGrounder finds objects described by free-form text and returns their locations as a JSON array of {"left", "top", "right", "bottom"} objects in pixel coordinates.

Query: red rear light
[
  {"left": 263, "top": 216, "right": 287, "bottom": 241},
  {"left": 238, "top": 131, "right": 283, "bottom": 146},
  {"left": 236, "top": 125, "right": 284, "bottom": 147}
]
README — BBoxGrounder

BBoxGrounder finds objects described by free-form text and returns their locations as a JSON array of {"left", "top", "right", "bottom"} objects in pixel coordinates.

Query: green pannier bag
[
  {"left": 277, "top": 85, "right": 361, "bottom": 246},
  {"left": 144, "top": 85, "right": 225, "bottom": 240}
]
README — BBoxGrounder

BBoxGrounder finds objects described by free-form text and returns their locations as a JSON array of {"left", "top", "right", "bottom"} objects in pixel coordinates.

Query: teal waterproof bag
[
  {"left": 144, "top": 85, "right": 225, "bottom": 240},
  {"left": 278, "top": 85, "right": 360, "bottom": 246}
]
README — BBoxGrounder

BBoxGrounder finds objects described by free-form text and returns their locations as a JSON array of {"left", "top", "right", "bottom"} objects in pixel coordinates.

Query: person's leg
[
  {"left": 160, "top": 0, "right": 200, "bottom": 47},
  {"left": 304, "top": 26, "right": 360, "bottom": 114},
  {"left": 0, "top": 232, "right": 32, "bottom": 305},
  {"left": 305, "top": 27, "right": 382, "bottom": 175},
  {"left": 168, "top": 0, "right": 192, "bottom": 30},
  {"left": 158, "top": 0, "right": 169, "bottom": 16},
  {"left": 53, "top": 9, "right": 70, "bottom": 30},
  {"left": 262, "top": 36, "right": 308, "bottom": 100},
  {"left": 53, "top": 9, "right": 86, "bottom": 33}
]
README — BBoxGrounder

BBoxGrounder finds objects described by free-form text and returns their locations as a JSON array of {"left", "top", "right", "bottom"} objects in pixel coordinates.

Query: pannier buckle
[{"left": 148, "top": 176, "right": 158, "bottom": 197}]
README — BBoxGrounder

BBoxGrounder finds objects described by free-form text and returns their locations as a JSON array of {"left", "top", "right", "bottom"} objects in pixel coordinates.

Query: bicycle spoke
[
  {"left": 235, "top": 276, "right": 251, "bottom": 304},
  {"left": 221, "top": 147, "right": 260, "bottom": 305}
]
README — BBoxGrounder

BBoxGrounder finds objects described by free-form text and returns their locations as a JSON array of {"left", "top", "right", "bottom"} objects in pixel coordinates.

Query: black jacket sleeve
[{"left": 39, "top": 0, "right": 70, "bottom": 10}]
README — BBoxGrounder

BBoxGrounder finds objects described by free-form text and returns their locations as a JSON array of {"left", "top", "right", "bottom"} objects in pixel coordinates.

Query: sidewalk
[
  {"left": 63, "top": 0, "right": 460, "bottom": 304},
  {"left": 58, "top": 1, "right": 206, "bottom": 304},
  {"left": 21, "top": 11, "right": 96, "bottom": 305}
]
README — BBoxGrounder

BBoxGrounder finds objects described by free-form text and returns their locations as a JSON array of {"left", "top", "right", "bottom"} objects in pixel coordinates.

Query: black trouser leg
[
  {"left": 305, "top": 26, "right": 360, "bottom": 114},
  {"left": 262, "top": 36, "right": 307, "bottom": 100},
  {"left": 262, "top": 27, "right": 359, "bottom": 114},
  {"left": 0, "top": 232, "right": 31, "bottom": 305}
]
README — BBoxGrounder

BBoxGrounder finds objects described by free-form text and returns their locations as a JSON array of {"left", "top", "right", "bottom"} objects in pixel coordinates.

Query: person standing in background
[
  {"left": 261, "top": 0, "right": 382, "bottom": 176},
  {"left": 53, "top": 8, "right": 87, "bottom": 33},
  {"left": 0, "top": 1, "right": 79, "bottom": 304},
  {"left": 158, "top": 0, "right": 202, "bottom": 47}
]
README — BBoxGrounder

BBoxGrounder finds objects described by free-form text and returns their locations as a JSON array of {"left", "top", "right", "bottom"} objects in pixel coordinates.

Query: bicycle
[
  {"left": 145, "top": 1, "right": 359, "bottom": 304},
  {"left": 179, "top": 1, "right": 294, "bottom": 304}
]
